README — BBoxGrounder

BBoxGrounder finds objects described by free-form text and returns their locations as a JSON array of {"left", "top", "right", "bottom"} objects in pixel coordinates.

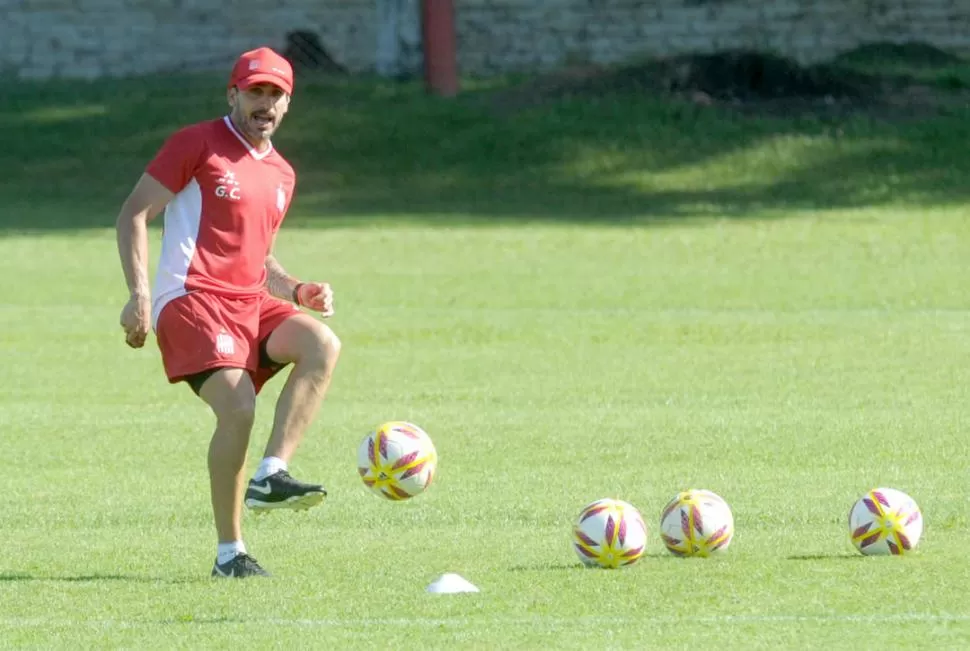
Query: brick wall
[{"left": 3, "top": 0, "right": 969, "bottom": 80}]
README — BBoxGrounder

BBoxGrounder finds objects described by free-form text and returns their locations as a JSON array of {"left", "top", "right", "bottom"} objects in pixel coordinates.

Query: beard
[{"left": 234, "top": 107, "right": 280, "bottom": 144}]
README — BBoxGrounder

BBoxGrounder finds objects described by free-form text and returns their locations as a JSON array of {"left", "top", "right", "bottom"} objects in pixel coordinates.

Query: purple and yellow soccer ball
[
  {"left": 849, "top": 487, "right": 923, "bottom": 556},
  {"left": 357, "top": 421, "right": 437, "bottom": 501},
  {"left": 572, "top": 498, "right": 648, "bottom": 569},
  {"left": 659, "top": 489, "right": 735, "bottom": 558}
]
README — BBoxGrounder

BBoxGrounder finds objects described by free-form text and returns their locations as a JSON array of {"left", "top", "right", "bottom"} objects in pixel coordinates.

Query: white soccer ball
[
  {"left": 357, "top": 421, "right": 437, "bottom": 501},
  {"left": 572, "top": 498, "right": 648, "bottom": 569},
  {"left": 848, "top": 487, "right": 923, "bottom": 556},
  {"left": 659, "top": 489, "right": 735, "bottom": 557}
]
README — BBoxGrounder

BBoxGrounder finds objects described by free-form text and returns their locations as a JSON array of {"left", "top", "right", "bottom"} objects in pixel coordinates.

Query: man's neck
[
  {"left": 250, "top": 138, "right": 272, "bottom": 153},
  {"left": 228, "top": 114, "right": 271, "bottom": 153}
]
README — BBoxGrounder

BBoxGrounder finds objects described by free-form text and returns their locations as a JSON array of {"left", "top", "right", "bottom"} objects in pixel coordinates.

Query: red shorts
[{"left": 155, "top": 291, "right": 300, "bottom": 394}]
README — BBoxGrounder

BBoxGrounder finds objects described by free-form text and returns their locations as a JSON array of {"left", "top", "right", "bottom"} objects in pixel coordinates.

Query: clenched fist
[
  {"left": 120, "top": 293, "right": 152, "bottom": 348},
  {"left": 295, "top": 282, "right": 334, "bottom": 318}
]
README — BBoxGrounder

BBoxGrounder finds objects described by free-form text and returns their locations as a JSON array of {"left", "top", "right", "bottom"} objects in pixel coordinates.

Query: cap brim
[{"left": 236, "top": 73, "right": 292, "bottom": 95}]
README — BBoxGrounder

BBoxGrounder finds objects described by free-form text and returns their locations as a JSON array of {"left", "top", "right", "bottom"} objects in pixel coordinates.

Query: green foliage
[
  {"left": 3, "top": 53, "right": 970, "bottom": 233},
  {"left": 833, "top": 42, "right": 970, "bottom": 89}
]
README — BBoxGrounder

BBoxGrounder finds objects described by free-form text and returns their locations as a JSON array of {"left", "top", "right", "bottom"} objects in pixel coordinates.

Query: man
[{"left": 115, "top": 47, "right": 341, "bottom": 578}]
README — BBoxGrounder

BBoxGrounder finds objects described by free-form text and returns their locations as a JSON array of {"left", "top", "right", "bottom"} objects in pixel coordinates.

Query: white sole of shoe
[{"left": 245, "top": 491, "right": 326, "bottom": 513}]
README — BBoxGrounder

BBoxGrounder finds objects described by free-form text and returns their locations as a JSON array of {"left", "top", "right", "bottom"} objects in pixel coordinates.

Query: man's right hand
[{"left": 120, "top": 293, "right": 152, "bottom": 348}]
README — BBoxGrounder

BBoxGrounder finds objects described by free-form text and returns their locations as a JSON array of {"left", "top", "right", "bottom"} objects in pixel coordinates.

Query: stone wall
[{"left": 3, "top": 0, "right": 969, "bottom": 80}]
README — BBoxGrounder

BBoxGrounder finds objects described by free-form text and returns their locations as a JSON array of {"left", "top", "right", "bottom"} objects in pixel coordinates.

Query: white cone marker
[{"left": 426, "top": 573, "right": 480, "bottom": 594}]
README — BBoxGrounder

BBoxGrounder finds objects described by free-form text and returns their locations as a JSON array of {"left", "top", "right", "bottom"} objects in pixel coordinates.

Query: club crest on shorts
[{"left": 216, "top": 330, "right": 235, "bottom": 355}]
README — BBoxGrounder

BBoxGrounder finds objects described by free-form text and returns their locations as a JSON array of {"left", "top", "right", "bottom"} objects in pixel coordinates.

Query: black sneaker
[
  {"left": 244, "top": 470, "right": 327, "bottom": 513},
  {"left": 211, "top": 553, "right": 270, "bottom": 578}
]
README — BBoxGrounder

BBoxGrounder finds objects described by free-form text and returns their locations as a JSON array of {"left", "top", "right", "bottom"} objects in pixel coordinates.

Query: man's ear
[{"left": 227, "top": 86, "right": 238, "bottom": 108}]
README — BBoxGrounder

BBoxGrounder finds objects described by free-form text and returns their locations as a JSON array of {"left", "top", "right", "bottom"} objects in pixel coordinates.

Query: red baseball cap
[{"left": 229, "top": 47, "right": 294, "bottom": 95}]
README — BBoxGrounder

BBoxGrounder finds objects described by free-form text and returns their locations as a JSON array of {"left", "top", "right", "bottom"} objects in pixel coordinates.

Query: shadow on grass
[
  {"left": 786, "top": 553, "right": 865, "bottom": 561},
  {"left": 508, "top": 551, "right": 678, "bottom": 571},
  {"left": 506, "top": 563, "right": 583, "bottom": 572},
  {"left": 0, "top": 571, "right": 199, "bottom": 584},
  {"left": 2, "top": 65, "right": 970, "bottom": 233}
]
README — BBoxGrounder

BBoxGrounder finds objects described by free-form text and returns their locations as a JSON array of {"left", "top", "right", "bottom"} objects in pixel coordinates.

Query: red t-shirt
[{"left": 146, "top": 116, "right": 295, "bottom": 324}]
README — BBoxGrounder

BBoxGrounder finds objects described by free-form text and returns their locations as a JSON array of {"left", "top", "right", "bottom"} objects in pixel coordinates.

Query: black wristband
[{"left": 292, "top": 283, "right": 305, "bottom": 305}]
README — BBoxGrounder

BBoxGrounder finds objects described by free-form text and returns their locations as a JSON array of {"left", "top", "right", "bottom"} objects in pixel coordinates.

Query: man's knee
[
  {"left": 216, "top": 393, "right": 257, "bottom": 431},
  {"left": 301, "top": 323, "right": 341, "bottom": 369},
  {"left": 264, "top": 315, "right": 342, "bottom": 369},
  {"left": 322, "top": 325, "right": 341, "bottom": 362},
  {"left": 199, "top": 370, "right": 258, "bottom": 430}
]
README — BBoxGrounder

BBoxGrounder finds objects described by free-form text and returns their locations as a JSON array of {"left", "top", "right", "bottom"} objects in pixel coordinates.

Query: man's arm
[
  {"left": 265, "top": 233, "right": 335, "bottom": 317},
  {"left": 116, "top": 173, "right": 174, "bottom": 348},
  {"left": 265, "top": 231, "right": 302, "bottom": 303},
  {"left": 117, "top": 173, "right": 174, "bottom": 298}
]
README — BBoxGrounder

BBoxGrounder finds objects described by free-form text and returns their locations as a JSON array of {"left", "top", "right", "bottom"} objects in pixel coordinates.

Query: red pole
[{"left": 422, "top": 0, "right": 459, "bottom": 97}]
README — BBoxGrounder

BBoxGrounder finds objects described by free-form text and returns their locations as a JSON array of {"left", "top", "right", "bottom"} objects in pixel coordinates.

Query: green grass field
[{"left": 2, "top": 54, "right": 970, "bottom": 648}]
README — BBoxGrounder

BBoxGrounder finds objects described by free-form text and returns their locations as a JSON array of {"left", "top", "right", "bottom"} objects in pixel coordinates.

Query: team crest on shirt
[{"left": 277, "top": 183, "right": 286, "bottom": 211}]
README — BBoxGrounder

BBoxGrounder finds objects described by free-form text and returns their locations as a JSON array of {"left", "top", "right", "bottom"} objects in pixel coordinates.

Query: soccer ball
[
  {"left": 357, "top": 421, "right": 437, "bottom": 501},
  {"left": 572, "top": 498, "right": 648, "bottom": 569},
  {"left": 848, "top": 487, "right": 923, "bottom": 556},
  {"left": 659, "top": 489, "right": 735, "bottom": 557}
]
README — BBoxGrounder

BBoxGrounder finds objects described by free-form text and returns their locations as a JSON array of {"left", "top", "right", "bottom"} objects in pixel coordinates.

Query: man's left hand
[{"left": 296, "top": 282, "right": 334, "bottom": 317}]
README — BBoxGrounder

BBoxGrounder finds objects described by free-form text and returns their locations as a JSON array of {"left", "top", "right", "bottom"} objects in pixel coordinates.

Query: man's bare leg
[
  {"left": 264, "top": 314, "right": 341, "bottom": 461},
  {"left": 199, "top": 369, "right": 267, "bottom": 577},
  {"left": 244, "top": 314, "right": 341, "bottom": 512}
]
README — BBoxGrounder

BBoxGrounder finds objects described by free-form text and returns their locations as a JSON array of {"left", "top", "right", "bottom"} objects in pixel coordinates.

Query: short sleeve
[{"left": 145, "top": 125, "right": 206, "bottom": 194}]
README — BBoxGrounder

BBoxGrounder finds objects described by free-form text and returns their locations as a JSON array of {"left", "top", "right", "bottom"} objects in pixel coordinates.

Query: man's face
[{"left": 228, "top": 83, "right": 290, "bottom": 144}]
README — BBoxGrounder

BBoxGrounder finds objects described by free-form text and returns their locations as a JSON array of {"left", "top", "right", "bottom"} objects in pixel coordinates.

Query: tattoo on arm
[{"left": 265, "top": 254, "right": 299, "bottom": 302}]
